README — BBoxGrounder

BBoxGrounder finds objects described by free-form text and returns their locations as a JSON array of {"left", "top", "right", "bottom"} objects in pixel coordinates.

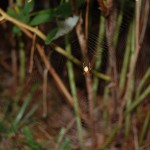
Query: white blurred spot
[{"left": 28, "top": 0, "right": 32, "bottom": 3}]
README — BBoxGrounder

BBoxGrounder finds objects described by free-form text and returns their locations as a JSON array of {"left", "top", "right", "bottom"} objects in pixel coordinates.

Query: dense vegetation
[{"left": 0, "top": 0, "right": 150, "bottom": 149}]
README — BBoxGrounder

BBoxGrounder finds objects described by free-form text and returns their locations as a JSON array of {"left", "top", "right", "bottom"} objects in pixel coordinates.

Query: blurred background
[{"left": 0, "top": 0, "right": 150, "bottom": 150}]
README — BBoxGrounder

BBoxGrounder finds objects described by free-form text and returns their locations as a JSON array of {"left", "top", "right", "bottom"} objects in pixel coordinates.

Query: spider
[{"left": 83, "top": 62, "right": 92, "bottom": 76}]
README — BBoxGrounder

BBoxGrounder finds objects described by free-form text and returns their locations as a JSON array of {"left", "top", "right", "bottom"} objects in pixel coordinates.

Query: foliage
[{"left": 0, "top": 0, "right": 150, "bottom": 150}]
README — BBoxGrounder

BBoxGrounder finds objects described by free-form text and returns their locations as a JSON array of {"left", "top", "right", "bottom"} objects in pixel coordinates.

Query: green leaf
[
  {"left": 7, "top": 7, "right": 18, "bottom": 18},
  {"left": 23, "top": 126, "right": 42, "bottom": 150},
  {"left": 30, "top": 0, "right": 84, "bottom": 26},
  {"left": 45, "top": 16, "right": 79, "bottom": 44},
  {"left": 12, "top": 26, "right": 21, "bottom": 35},
  {"left": 45, "top": 27, "right": 59, "bottom": 44},
  {"left": 56, "top": 2, "right": 72, "bottom": 18},
  {"left": 7, "top": 6, "right": 30, "bottom": 26},
  {"left": 19, "top": 14, "right": 30, "bottom": 24},
  {"left": 30, "top": 10, "right": 56, "bottom": 25},
  {"left": 56, "top": 0, "right": 85, "bottom": 18},
  {"left": 23, "top": 0, "right": 35, "bottom": 14}
]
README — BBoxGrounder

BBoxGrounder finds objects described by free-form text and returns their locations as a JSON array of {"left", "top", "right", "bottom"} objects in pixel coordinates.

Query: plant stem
[
  {"left": 19, "top": 38, "right": 26, "bottom": 86},
  {"left": 93, "top": 14, "right": 105, "bottom": 101},
  {"left": 101, "top": 125, "right": 119, "bottom": 149},
  {"left": 113, "top": 0, "right": 124, "bottom": 49},
  {"left": 139, "top": 110, "right": 150, "bottom": 145},
  {"left": 119, "top": 15, "right": 135, "bottom": 125},
  {"left": 127, "top": 84, "right": 150, "bottom": 113},
  {"left": 123, "top": 0, "right": 140, "bottom": 108},
  {"left": 105, "top": 1, "right": 118, "bottom": 119},
  {"left": 65, "top": 35, "right": 84, "bottom": 150},
  {"left": 119, "top": 22, "right": 132, "bottom": 91},
  {"left": 102, "top": 85, "right": 109, "bottom": 131},
  {"left": 125, "top": 77, "right": 134, "bottom": 138},
  {"left": 71, "top": 0, "right": 97, "bottom": 147},
  {"left": 135, "top": 68, "right": 150, "bottom": 101},
  {"left": 0, "top": 8, "right": 46, "bottom": 40}
]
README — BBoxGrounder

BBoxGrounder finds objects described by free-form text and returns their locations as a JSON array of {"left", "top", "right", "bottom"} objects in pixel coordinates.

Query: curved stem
[{"left": 0, "top": 8, "right": 46, "bottom": 40}]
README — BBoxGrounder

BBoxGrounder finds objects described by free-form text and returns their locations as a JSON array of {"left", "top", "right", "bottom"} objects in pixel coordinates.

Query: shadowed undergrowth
[{"left": 0, "top": 0, "right": 150, "bottom": 150}]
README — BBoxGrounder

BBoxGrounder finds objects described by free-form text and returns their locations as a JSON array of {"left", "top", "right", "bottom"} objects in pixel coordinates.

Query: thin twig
[
  {"left": 29, "top": 30, "right": 36, "bottom": 73},
  {"left": 18, "top": 38, "right": 26, "bottom": 85},
  {"left": 139, "top": 0, "right": 149, "bottom": 45},
  {"left": 11, "top": 49, "right": 18, "bottom": 92},
  {"left": 70, "top": 0, "right": 78, "bottom": 15},
  {"left": 36, "top": 44, "right": 74, "bottom": 106},
  {"left": 85, "top": 0, "right": 89, "bottom": 42},
  {"left": 105, "top": 0, "right": 118, "bottom": 116},
  {"left": 133, "top": 118, "right": 139, "bottom": 150},
  {"left": 38, "top": 126, "right": 58, "bottom": 148},
  {"left": 0, "top": 8, "right": 46, "bottom": 40},
  {"left": 43, "top": 68, "right": 48, "bottom": 118},
  {"left": 8, "top": 0, "right": 14, "bottom": 7},
  {"left": 76, "top": 16, "right": 89, "bottom": 60},
  {"left": 56, "top": 119, "right": 76, "bottom": 149}
]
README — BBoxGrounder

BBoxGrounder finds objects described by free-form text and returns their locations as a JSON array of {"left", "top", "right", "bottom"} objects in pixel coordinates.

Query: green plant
[{"left": 0, "top": 0, "right": 150, "bottom": 149}]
